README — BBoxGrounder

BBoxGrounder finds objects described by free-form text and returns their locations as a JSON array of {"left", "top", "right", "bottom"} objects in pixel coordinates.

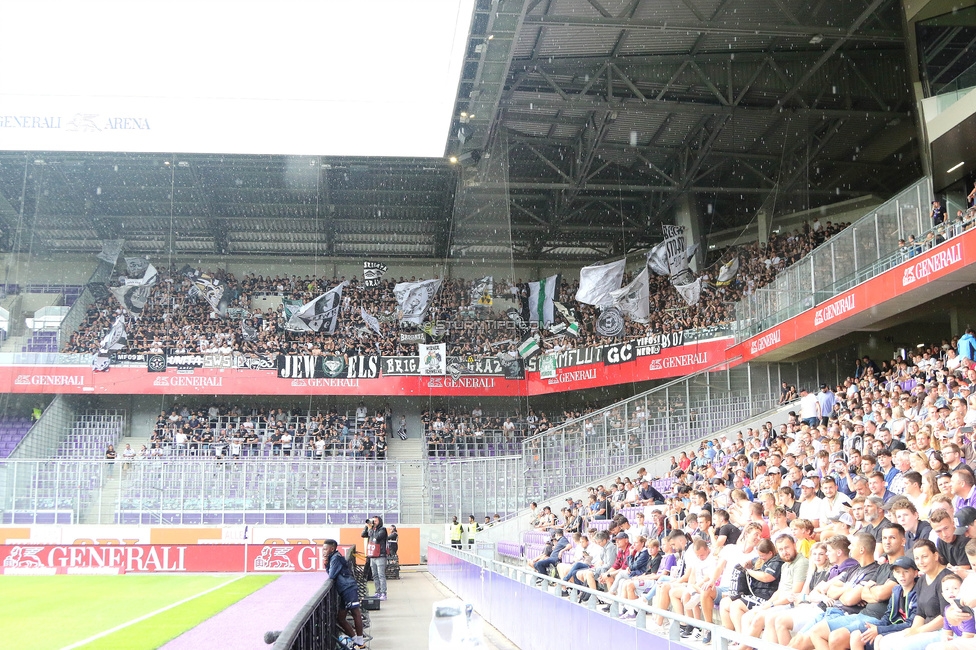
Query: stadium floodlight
[{"left": 0, "top": 0, "right": 475, "bottom": 157}]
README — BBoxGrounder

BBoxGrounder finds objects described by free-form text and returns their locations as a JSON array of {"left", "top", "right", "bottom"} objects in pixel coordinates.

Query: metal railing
[
  {"left": 428, "top": 543, "right": 792, "bottom": 650},
  {"left": 735, "top": 177, "right": 934, "bottom": 341},
  {"left": 519, "top": 359, "right": 782, "bottom": 501},
  {"left": 426, "top": 456, "right": 525, "bottom": 523},
  {"left": 0, "top": 458, "right": 402, "bottom": 525},
  {"left": 272, "top": 548, "right": 353, "bottom": 650}
]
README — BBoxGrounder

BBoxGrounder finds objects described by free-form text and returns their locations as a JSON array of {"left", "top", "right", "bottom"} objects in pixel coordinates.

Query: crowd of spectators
[
  {"left": 61, "top": 219, "right": 847, "bottom": 360},
  {"left": 422, "top": 405, "right": 601, "bottom": 456},
  {"left": 131, "top": 401, "right": 392, "bottom": 460},
  {"left": 521, "top": 332, "right": 976, "bottom": 649}
]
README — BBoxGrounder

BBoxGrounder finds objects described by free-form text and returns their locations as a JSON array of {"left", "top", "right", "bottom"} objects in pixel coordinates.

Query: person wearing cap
[
  {"left": 848, "top": 556, "right": 919, "bottom": 650},
  {"left": 798, "top": 478, "right": 826, "bottom": 531},
  {"left": 852, "top": 475, "right": 872, "bottom": 499},
  {"left": 823, "top": 511, "right": 855, "bottom": 538},
  {"left": 869, "top": 539, "right": 954, "bottom": 650},
  {"left": 956, "top": 507, "right": 976, "bottom": 544}
]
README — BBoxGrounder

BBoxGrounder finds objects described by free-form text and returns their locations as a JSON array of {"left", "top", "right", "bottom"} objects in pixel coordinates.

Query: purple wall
[{"left": 427, "top": 545, "right": 693, "bottom": 650}]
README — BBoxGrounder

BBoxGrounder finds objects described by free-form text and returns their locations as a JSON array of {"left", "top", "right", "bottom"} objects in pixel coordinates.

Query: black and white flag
[
  {"left": 241, "top": 320, "right": 258, "bottom": 342},
  {"left": 122, "top": 261, "right": 157, "bottom": 287},
  {"left": 287, "top": 282, "right": 347, "bottom": 333},
  {"left": 595, "top": 307, "right": 625, "bottom": 337},
  {"left": 673, "top": 278, "right": 703, "bottom": 306},
  {"left": 97, "top": 240, "right": 124, "bottom": 265},
  {"left": 364, "top": 261, "right": 388, "bottom": 287},
  {"left": 108, "top": 284, "right": 152, "bottom": 315},
  {"left": 361, "top": 307, "right": 382, "bottom": 335},
  {"left": 192, "top": 275, "right": 226, "bottom": 316},
  {"left": 394, "top": 278, "right": 442, "bottom": 325},
  {"left": 87, "top": 282, "right": 111, "bottom": 302},
  {"left": 715, "top": 257, "right": 740, "bottom": 286},
  {"left": 92, "top": 352, "right": 111, "bottom": 372},
  {"left": 609, "top": 267, "right": 650, "bottom": 323},
  {"left": 99, "top": 315, "right": 127, "bottom": 351},
  {"left": 647, "top": 231, "right": 698, "bottom": 277},
  {"left": 470, "top": 276, "right": 493, "bottom": 306},
  {"left": 124, "top": 257, "right": 150, "bottom": 278}
]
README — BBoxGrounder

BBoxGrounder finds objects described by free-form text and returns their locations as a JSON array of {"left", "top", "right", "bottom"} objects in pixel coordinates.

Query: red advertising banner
[
  {"left": 0, "top": 339, "right": 730, "bottom": 396},
  {"left": 731, "top": 231, "right": 976, "bottom": 363},
  {"left": 0, "top": 543, "right": 332, "bottom": 573}
]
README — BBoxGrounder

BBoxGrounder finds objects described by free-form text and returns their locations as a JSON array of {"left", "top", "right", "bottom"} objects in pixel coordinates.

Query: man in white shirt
[
  {"left": 799, "top": 389, "right": 821, "bottom": 428},
  {"left": 797, "top": 478, "right": 826, "bottom": 530}
]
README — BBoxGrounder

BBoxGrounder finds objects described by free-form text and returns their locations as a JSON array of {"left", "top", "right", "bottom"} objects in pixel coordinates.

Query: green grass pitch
[{"left": 0, "top": 574, "right": 277, "bottom": 649}]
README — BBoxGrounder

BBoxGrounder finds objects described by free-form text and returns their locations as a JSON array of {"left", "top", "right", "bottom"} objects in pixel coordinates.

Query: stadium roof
[{"left": 0, "top": 0, "right": 921, "bottom": 263}]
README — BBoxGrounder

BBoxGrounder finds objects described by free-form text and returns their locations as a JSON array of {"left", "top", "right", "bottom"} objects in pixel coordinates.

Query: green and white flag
[
  {"left": 527, "top": 274, "right": 559, "bottom": 325},
  {"left": 518, "top": 335, "right": 540, "bottom": 359}
]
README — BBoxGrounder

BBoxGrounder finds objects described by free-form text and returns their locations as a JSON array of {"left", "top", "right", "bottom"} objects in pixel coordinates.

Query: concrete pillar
[
  {"left": 950, "top": 306, "right": 976, "bottom": 336},
  {"left": 757, "top": 209, "right": 770, "bottom": 245},
  {"left": 675, "top": 194, "right": 703, "bottom": 272}
]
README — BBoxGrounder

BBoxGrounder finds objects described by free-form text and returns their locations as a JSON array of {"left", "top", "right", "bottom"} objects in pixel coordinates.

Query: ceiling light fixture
[
  {"left": 809, "top": 34, "right": 824, "bottom": 44},
  {"left": 947, "top": 161, "right": 965, "bottom": 173}
]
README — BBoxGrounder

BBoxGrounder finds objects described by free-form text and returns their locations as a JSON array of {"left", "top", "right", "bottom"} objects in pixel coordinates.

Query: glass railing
[
  {"left": 735, "top": 177, "right": 935, "bottom": 342},
  {"left": 0, "top": 458, "right": 402, "bottom": 526}
]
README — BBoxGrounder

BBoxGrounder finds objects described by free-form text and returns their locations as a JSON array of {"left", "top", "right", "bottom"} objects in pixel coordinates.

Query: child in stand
[{"left": 929, "top": 573, "right": 976, "bottom": 649}]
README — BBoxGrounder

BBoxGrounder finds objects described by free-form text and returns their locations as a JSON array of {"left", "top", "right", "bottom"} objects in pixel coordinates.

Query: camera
[{"left": 365, "top": 519, "right": 372, "bottom": 525}]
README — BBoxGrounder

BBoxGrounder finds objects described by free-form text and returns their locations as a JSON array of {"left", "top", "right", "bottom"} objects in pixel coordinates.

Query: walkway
[{"left": 369, "top": 567, "right": 519, "bottom": 649}]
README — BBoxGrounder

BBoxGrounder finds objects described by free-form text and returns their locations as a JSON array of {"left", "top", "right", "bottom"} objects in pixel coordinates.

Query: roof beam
[
  {"left": 500, "top": 95, "right": 903, "bottom": 121},
  {"left": 774, "top": 0, "right": 894, "bottom": 111},
  {"left": 486, "top": 182, "right": 865, "bottom": 195},
  {"left": 521, "top": 14, "right": 902, "bottom": 42}
]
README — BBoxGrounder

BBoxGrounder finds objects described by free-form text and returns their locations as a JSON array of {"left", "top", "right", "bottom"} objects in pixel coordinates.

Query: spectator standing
[
  {"left": 799, "top": 389, "right": 821, "bottom": 428},
  {"left": 362, "top": 515, "right": 389, "bottom": 601}
]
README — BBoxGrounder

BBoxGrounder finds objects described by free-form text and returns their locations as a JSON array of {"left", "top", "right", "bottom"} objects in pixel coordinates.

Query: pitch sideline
[{"left": 59, "top": 575, "right": 247, "bottom": 650}]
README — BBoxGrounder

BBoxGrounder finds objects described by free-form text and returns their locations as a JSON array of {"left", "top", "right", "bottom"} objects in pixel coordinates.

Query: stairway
[
  {"left": 387, "top": 433, "right": 426, "bottom": 524},
  {"left": 82, "top": 473, "right": 119, "bottom": 524}
]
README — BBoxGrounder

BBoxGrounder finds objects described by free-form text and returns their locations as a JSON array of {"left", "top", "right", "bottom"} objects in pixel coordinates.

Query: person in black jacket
[{"left": 362, "top": 515, "right": 389, "bottom": 601}]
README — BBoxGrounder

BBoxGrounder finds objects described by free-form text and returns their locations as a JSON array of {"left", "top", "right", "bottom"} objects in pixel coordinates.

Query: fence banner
[{"left": 0, "top": 543, "right": 330, "bottom": 573}]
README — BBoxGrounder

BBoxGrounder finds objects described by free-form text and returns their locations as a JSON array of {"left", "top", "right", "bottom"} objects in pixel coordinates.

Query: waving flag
[
  {"left": 394, "top": 278, "right": 442, "bottom": 325},
  {"left": 576, "top": 259, "right": 625, "bottom": 307},
  {"left": 528, "top": 275, "right": 559, "bottom": 325},
  {"left": 287, "top": 282, "right": 347, "bottom": 333}
]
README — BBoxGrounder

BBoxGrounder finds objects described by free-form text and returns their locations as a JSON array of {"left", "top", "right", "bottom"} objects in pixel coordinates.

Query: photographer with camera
[{"left": 362, "top": 515, "right": 389, "bottom": 601}]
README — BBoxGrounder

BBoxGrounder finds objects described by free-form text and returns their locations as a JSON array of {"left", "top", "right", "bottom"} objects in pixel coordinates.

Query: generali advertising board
[
  {"left": 0, "top": 543, "right": 335, "bottom": 574},
  {"left": 732, "top": 232, "right": 976, "bottom": 363},
  {"left": 0, "top": 338, "right": 730, "bottom": 396}
]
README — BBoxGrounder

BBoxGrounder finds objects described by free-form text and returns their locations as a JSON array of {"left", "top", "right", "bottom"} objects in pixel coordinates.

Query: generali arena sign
[
  {"left": 0, "top": 338, "right": 730, "bottom": 396},
  {"left": 733, "top": 230, "right": 976, "bottom": 362},
  {"left": 0, "top": 544, "right": 333, "bottom": 574}
]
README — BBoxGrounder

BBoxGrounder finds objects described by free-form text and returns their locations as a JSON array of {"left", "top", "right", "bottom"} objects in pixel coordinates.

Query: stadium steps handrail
[{"left": 480, "top": 396, "right": 796, "bottom": 544}]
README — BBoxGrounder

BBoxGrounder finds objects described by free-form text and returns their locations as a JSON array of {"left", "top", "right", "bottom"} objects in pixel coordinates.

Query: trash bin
[{"left": 429, "top": 598, "right": 484, "bottom": 650}]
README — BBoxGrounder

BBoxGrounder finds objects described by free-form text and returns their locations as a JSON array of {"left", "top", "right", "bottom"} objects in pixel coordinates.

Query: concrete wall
[{"left": 3, "top": 251, "right": 594, "bottom": 287}]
